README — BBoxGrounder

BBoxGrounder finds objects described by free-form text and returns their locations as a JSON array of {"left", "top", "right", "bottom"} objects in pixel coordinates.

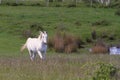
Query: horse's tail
[{"left": 20, "top": 43, "right": 27, "bottom": 53}]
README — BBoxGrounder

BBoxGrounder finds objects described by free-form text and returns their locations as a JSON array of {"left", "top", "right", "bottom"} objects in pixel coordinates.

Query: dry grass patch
[
  {"left": 0, "top": 54, "right": 120, "bottom": 80},
  {"left": 48, "top": 32, "right": 84, "bottom": 53}
]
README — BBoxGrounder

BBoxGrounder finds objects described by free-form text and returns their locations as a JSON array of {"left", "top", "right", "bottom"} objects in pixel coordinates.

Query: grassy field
[
  {"left": 0, "top": 6, "right": 120, "bottom": 54},
  {"left": 0, "top": 6, "right": 120, "bottom": 80},
  {"left": 0, "top": 6, "right": 120, "bottom": 52},
  {"left": 0, "top": 6, "right": 120, "bottom": 37},
  {"left": 0, "top": 54, "right": 120, "bottom": 80}
]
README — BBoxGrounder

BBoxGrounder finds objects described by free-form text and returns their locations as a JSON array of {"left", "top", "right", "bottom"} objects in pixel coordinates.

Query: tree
[
  {"left": 90, "top": 0, "right": 93, "bottom": 6},
  {"left": 105, "top": 0, "right": 110, "bottom": 6},
  {"left": 16, "top": 0, "right": 19, "bottom": 4},
  {"left": 46, "top": 0, "right": 49, "bottom": 7},
  {"left": 0, "top": 0, "right": 1, "bottom": 4},
  {"left": 98, "top": 0, "right": 110, "bottom": 6}
]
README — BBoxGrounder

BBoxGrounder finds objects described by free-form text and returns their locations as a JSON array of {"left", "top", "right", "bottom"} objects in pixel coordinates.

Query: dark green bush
[
  {"left": 115, "top": 9, "right": 120, "bottom": 16},
  {"left": 12, "top": 3, "right": 19, "bottom": 6},
  {"left": 75, "top": 21, "right": 82, "bottom": 26},
  {"left": 110, "top": 0, "right": 120, "bottom": 8},
  {"left": 30, "top": 23, "right": 44, "bottom": 31},
  {"left": 92, "top": 63, "right": 117, "bottom": 80},
  {"left": 55, "top": 4, "right": 61, "bottom": 7},
  {"left": 92, "top": 20, "right": 110, "bottom": 26},
  {"left": 67, "top": 4, "right": 76, "bottom": 8}
]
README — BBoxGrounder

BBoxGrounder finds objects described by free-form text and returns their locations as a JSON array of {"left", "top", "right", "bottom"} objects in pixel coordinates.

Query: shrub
[
  {"left": 92, "top": 63, "right": 117, "bottom": 80},
  {"left": 5, "top": 2, "right": 11, "bottom": 6},
  {"left": 91, "top": 30, "right": 97, "bottom": 40},
  {"left": 110, "top": 1, "right": 120, "bottom": 8},
  {"left": 48, "top": 31, "right": 84, "bottom": 53},
  {"left": 91, "top": 39, "right": 108, "bottom": 54},
  {"left": 5, "top": 2, "right": 18, "bottom": 6},
  {"left": 21, "top": 23, "right": 44, "bottom": 38},
  {"left": 22, "top": 30, "right": 33, "bottom": 38},
  {"left": 86, "top": 37, "right": 93, "bottom": 43},
  {"left": 65, "top": 43, "right": 78, "bottom": 53},
  {"left": 48, "top": 37, "right": 54, "bottom": 48},
  {"left": 64, "top": 33, "right": 76, "bottom": 46},
  {"left": 54, "top": 32, "right": 65, "bottom": 52},
  {"left": 108, "top": 34, "right": 116, "bottom": 40},
  {"left": 55, "top": 4, "right": 61, "bottom": 7},
  {"left": 30, "top": 23, "right": 44, "bottom": 31},
  {"left": 11, "top": 3, "right": 18, "bottom": 6},
  {"left": 76, "top": 37, "right": 85, "bottom": 48},
  {"left": 67, "top": 4, "right": 76, "bottom": 8},
  {"left": 57, "top": 0, "right": 63, "bottom": 2},
  {"left": 92, "top": 20, "right": 110, "bottom": 26},
  {"left": 100, "top": 32, "right": 108, "bottom": 39},
  {"left": 115, "top": 9, "right": 120, "bottom": 16},
  {"left": 91, "top": 46, "right": 108, "bottom": 54},
  {"left": 64, "top": 33, "right": 78, "bottom": 53},
  {"left": 75, "top": 21, "right": 82, "bottom": 26},
  {"left": 49, "top": 0, "right": 54, "bottom": 2},
  {"left": 55, "top": 23, "right": 67, "bottom": 31},
  {"left": 31, "top": 3, "right": 42, "bottom": 6}
]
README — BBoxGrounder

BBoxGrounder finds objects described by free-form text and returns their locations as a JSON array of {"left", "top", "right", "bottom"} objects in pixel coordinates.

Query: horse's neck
[
  {"left": 37, "top": 37, "right": 43, "bottom": 44},
  {"left": 38, "top": 36, "right": 41, "bottom": 40},
  {"left": 37, "top": 35, "right": 45, "bottom": 45}
]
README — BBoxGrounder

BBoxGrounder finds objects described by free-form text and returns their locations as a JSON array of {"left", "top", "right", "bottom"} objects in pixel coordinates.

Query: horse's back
[
  {"left": 26, "top": 37, "right": 47, "bottom": 53},
  {"left": 26, "top": 38, "right": 39, "bottom": 51}
]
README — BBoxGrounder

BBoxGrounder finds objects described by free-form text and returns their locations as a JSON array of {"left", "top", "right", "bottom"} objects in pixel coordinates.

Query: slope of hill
[{"left": 0, "top": 6, "right": 120, "bottom": 55}]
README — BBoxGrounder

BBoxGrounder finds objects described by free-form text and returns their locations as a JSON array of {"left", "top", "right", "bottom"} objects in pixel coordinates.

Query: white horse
[{"left": 21, "top": 31, "right": 48, "bottom": 61}]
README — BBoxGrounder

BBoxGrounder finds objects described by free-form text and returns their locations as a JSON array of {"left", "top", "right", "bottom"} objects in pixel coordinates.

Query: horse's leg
[
  {"left": 37, "top": 50, "right": 43, "bottom": 59},
  {"left": 42, "top": 51, "right": 46, "bottom": 60},
  {"left": 32, "top": 52, "right": 36, "bottom": 61},
  {"left": 28, "top": 50, "right": 34, "bottom": 61}
]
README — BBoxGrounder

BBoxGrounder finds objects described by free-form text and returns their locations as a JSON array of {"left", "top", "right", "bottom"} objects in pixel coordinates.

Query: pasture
[
  {"left": 0, "top": 6, "right": 120, "bottom": 80},
  {"left": 0, "top": 54, "right": 120, "bottom": 80}
]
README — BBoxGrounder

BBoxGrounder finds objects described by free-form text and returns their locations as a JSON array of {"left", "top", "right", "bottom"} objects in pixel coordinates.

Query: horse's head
[{"left": 39, "top": 31, "right": 48, "bottom": 45}]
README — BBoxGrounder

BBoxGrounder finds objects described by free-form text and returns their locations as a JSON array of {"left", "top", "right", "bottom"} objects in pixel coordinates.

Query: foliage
[
  {"left": 92, "top": 63, "right": 117, "bottom": 80},
  {"left": 0, "top": 0, "right": 119, "bottom": 8},
  {"left": 92, "top": 20, "right": 110, "bottom": 26},
  {"left": 110, "top": 0, "right": 120, "bottom": 8},
  {"left": 115, "top": 9, "right": 120, "bottom": 16},
  {"left": 22, "top": 23, "right": 44, "bottom": 38}
]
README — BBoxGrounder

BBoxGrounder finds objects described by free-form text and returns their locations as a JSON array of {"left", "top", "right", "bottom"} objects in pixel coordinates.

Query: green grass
[
  {"left": 0, "top": 6, "right": 119, "bottom": 36},
  {"left": 0, "top": 6, "right": 120, "bottom": 54}
]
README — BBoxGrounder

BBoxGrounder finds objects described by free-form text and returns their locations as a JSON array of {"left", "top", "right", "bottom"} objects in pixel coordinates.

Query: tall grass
[{"left": 0, "top": 54, "right": 119, "bottom": 80}]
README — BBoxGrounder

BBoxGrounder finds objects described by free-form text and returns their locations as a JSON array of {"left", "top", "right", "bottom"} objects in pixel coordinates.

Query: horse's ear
[
  {"left": 39, "top": 31, "right": 43, "bottom": 34},
  {"left": 44, "top": 31, "right": 47, "bottom": 34}
]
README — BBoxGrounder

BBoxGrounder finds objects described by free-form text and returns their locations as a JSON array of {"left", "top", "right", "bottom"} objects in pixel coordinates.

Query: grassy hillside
[{"left": 0, "top": 6, "right": 120, "bottom": 55}]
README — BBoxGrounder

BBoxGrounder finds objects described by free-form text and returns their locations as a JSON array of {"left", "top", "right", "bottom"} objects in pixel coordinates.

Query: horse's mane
[{"left": 38, "top": 32, "right": 42, "bottom": 40}]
